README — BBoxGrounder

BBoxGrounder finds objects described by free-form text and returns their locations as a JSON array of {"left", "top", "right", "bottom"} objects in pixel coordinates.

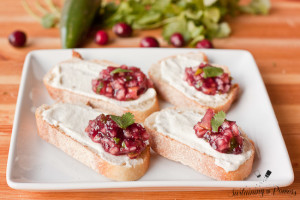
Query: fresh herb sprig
[
  {"left": 110, "top": 112, "right": 135, "bottom": 129},
  {"left": 211, "top": 111, "right": 226, "bottom": 132},
  {"left": 203, "top": 66, "right": 224, "bottom": 78},
  {"left": 110, "top": 68, "right": 132, "bottom": 75},
  {"left": 98, "top": 0, "right": 271, "bottom": 46}
]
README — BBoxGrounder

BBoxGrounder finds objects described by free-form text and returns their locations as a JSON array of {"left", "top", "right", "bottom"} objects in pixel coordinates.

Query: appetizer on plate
[
  {"left": 149, "top": 52, "right": 239, "bottom": 112},
  {"left": 43, "top": 51, "right": 159, "bottom": 122},
  {"left": 35, "top": 103, "right": 150, "bottom": 181},
  {"left": 144, "top": 108, "right": 255, "bottom": 180}
]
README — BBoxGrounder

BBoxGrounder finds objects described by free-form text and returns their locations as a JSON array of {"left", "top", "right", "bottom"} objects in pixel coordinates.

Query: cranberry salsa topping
[
  {"left": 85, "top": 112, "right": 149, "bottom": 159},
  {"left": 193, "top": 109, "right": 243, "bottom": 154},
  {"left": 185, "top": 63, "right": 232, "bottom": 95},
  {"left": 92, "top": 65, "right": 153, "bottom": 101}
]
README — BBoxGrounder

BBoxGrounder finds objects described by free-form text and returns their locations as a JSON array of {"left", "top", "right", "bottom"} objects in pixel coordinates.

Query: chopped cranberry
[
  {"left": 184, "top": 63, "right": 232, "bottom": 95},
  {"left": 196, "top": 39, "right": 213, "bottom": 49},
  {"left": 193, "top": 109, "right": 243, "bottom": 154},
  {"left": 85, "top": 114, "right": 149, "bottom": 159},
  {"left": 92, "top": 65, "right": 153, "bottom": 101}
]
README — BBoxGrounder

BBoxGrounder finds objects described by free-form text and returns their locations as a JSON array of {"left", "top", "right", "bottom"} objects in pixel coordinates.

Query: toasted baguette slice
[
  {"left": 144, "top": 108, "right": 255, "bottom": 181},
  {"left": 35, "top": 103, "right": 150, "bottom": 181},
  {"left": 149, "top": 52, "right": 239, "bottom": 112},
  {"left": 43, "top": 51, "right": 159, "bottom": 122}
]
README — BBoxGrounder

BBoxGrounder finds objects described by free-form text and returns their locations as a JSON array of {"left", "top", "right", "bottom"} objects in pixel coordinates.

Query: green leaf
[
  {"left": 41, "top": 13, "right": 57, "bottom": 28},
  {"left": 113, "top": 137, "right": 120, "bottom": 144},
  {"left": 240, "top": 0, "right": 271, "bottom": 15},
  {"left": 96, "top": 82, "right": 104, "bottom": 93},
  {"left": 162, "top": 17, "right": 190, "bottom": 42},
  {"left": 213, "top": 22, "right": 231, "bottom": 38},
  {"left": 203, "top": 66, "right": 224, "bottom": 78},
  {"left": 211, "top": 111, "right": 226, "bottom": 132},
  {"left": 110, "top": 68, "right": 132, "bottom": 75},
  {"left": 110, "top": 112, "right": 135, "bottom": 129},
  {"left": 122, "top": 141, "right": 126, "bottom": 148}
]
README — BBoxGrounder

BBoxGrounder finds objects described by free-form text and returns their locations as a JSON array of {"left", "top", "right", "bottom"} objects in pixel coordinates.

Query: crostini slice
[
  {"left": 148, "top": 52, "right": 239, "bottom": 112},
  {"left": 43, "top": 51, "right": 159, "bottom": 122},
  {"left": 144, "top": 107, "right": 255, "bottom": 181},
  {"left": 35, "top": 103, "right": 150, "bottom": 181}
]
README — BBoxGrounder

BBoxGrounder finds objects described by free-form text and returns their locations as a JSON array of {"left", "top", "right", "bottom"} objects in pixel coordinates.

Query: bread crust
[
  {"left": 148, "top": 52, "right": 239, "bottom": 112},
  {"left": 144, "top": 111, "right": 255, "bottom": 181},
  {"left": 43, "top": 52, "right": 159, "bottom": 122},
  {"left": 35, "top": 104, "right": 150, "bottom": 181}
]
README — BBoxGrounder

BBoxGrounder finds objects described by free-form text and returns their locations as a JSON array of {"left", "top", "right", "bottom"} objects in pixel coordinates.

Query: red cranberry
[
  {"left": 92, "top": 65, "right": 153, "bottom": 101},
  {"left": 85, "top": 114, "right": 149, "bottom": 158},
  {"left": 184, "top": 63, "right": 231, "bottom": 95},
  {"left": 113, "top": 23, "right": 133, "bottom": 37},
  {"left": 95, "top": 30, "right": 109, "bottom": 45},
  {"left": 196, "top": 39, "right": 213, "bottom": 49},
  {"left": 8, "top": 30, "right": 27, "bottom": 47},
  {"left": 193, "top": 109, "right": 243, "bottom": 154},
  {"left": 140, "top": 37, "right": 160, "bottom": 47},
  {"left": 170, "top": 32, "right": 185, "bottom": 47}
]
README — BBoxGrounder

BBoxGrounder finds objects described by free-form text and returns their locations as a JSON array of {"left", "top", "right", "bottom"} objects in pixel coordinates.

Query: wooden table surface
[{"left": 1, "top": 0, "right": 300, "bottom": 199}]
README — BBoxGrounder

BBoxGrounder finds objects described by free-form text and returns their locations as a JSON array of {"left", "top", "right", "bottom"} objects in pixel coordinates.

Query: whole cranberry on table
[
  {"left": 170, "top": 32, "right": 185, "bottom": 47},
  {"left": 113, "top": 22, "right": 133, "bottom": 37},
  {"left": 196, "top": 39, "right": 213, "bottom": 49},
  {"left": 8, "top": 30, "right": 27, "bottom": 47},
  {"left": 140, "top": 37, "right": 160, "bottom": 47},
  {"left": 95, "top": 30, "right": 109, "bottom": 45},
  {"left": 85, "top": 114, "right": 149, "bottom": 158}
]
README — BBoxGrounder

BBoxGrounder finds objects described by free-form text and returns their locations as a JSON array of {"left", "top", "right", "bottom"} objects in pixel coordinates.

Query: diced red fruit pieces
[
  {"left": 193, "top": 110, "right": 243, "bottom": 154},
  {"left": 185, "top": 64, "right": 232, "bottom": 95},
  {"left": 85, "top": 114, "right": 149, "bottom": 158},
  {"left": 92, "top": 65, "right": 152, "bottom": 101}
]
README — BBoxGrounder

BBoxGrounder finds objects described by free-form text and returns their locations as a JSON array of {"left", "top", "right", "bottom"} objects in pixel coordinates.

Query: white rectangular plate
[{"left": 7, "top": 48, "right": 293, "bottom": 191}]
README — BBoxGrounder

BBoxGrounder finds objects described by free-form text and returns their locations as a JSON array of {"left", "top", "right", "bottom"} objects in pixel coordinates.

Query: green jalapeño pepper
[{"left": 60, "top": 0, "right": 101, "bottom": 48}]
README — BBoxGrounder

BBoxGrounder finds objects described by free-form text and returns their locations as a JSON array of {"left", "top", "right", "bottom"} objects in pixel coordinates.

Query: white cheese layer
[
  {"left": 153, "top": 108, "right": 253, "bottom": 172},
  {"left": 160, "top": 54, "right": 229, "bottom": 107},
  {"left": 42, "top": 103, "right": 144, "bottom": 167},
  {"left": 45, "top": 58, "right": 156, "bottom": 108}
]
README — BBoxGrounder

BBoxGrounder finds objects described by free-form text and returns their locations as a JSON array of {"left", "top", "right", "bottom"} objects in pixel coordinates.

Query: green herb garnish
[
  {"left": 96, "top": 82, "right": 104, "bottom": 93},
  {"left": 122, "top": 141, "right": 126, "bottom": 148},
  {"left": 113, "top": 137, "right": 120, "bottom": 144},
  {"left": 110, "top": 112, "right": 135, "bottom": 129},
  {"left": 211, "top": 111, "right": 226, "bottom": 132},
  {"left": 98, "top": 0, "right": 270, "bottom": 46},
  {"left": 203, "top": 66, "right": 224, "bottom": 78},
  {"left": 110, "top": 68, "right": 132, "bottom": 75},
  {"left": 194, "top": 68, "right": 203, "bottom": 76}
]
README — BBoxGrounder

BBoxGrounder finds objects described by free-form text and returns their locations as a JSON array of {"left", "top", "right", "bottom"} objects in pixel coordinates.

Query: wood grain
[{"left": 0, "top": 0, "right": 300, "bottom": 199}]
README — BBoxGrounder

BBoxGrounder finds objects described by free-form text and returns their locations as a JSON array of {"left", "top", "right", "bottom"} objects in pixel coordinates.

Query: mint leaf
[
  {"left": 110, "top": 112, "right": 135, "bottom": 129},
  {"left": 110, "top": 68, "right": 132, "bottom": 75},
  {"left": 96, "top": 82, "right": 103, "bottom": 93},
  {"left": 113, "top": 137, "right": 120, "bottom": 144},
  {"left": 203, "top": 66, "right": 224, "bottom": 78},
  {"left": 211, "top": 111, "right": 226, "bottom": 132}
]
